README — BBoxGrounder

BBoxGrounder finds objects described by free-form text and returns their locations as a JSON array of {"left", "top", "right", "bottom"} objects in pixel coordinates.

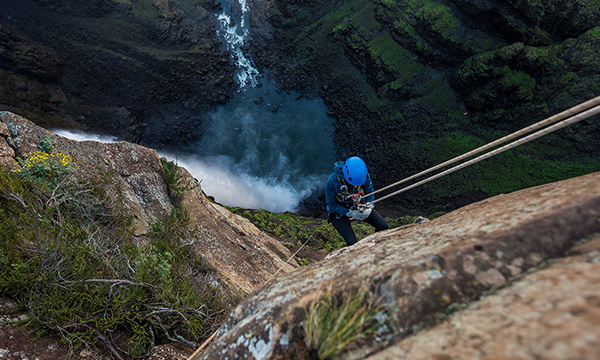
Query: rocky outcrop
[
  {"left": 32, "top": 0, "right": 134, "bottom": 17},
  {"left": 365, "top": 235, "right": 600, "bottom": 360},
  {"left": 0, "top": 121, "right": 16, "bottom": 170},
  {"left": 0, "top": 111, "right": 298, "bottom": 298},
  {"left": 194, "top": 169, "right": 600, "bottom": 359},
  {"left": 0, "top": 25, "right": 70, "bottom": 129}
]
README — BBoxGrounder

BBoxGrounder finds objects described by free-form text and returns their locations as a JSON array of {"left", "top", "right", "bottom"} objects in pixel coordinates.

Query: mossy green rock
[{"left": 252, "top": 0, "right": 600, "bottom": 213}]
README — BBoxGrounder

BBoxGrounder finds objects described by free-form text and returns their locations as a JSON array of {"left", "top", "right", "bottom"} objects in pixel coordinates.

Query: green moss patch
[{"left": 227, "top": 208, "right": 415, "bottom": 258}]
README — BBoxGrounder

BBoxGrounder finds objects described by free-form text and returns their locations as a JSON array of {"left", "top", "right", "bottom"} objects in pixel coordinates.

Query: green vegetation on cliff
[
  {"left": 227, "top": 208, "right": 415, "bottom": 260},
  {"left": 0, "top": 152, "right": 226, "bottom": 357}
]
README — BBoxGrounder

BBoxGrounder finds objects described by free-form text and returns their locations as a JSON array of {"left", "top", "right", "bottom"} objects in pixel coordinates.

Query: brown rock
[
  {"left": 149, "top": 344, "right": 190, "bottom": 360},
  {"left": 0, "top": 139, "right": 14, "bottom": 158},
  {"left": 365, "top": 236, "right": 600, "bottom": 360},
  {"left": 183, "top": 186, "right": 297, "bottom": 296},
  {"left": 0, "top": 122, "right": 9, "bottom": 137},
  {"left": 0, "top": 135, "right": 16, "bottom": 170},
  {"left": 0, "top": 111, "right": 297, "bottom": 298},
  {"left": 195, "top": 170, "right": 600, "bottom": 359},
  {"left": 0, "top": 25, "right": 63, "bottom": 80}
]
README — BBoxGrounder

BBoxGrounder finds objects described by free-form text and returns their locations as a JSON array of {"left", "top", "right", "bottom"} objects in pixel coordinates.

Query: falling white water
[
  {"left": 216, "top": 0, "right": 260, "bottom": 88},
  {"left": 160, "top": 154, "right": 315, "bottom": 212},
  {"left": 52, "top": 127, "right": 328, "bottom": 213},
  {"left": 52, "top": 129, "right": 121, "bottom": 143}
]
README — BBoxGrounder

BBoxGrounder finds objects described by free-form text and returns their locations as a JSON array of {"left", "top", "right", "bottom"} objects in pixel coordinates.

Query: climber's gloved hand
[
  {"left": 348, "top": 206, "right": 371, "bottom": 221},
  {"left": 347, "top": 209, "right": 361, "bottom": 220},
  {"left": 357, "top": 204, "right": 372, "bottom": 219}
]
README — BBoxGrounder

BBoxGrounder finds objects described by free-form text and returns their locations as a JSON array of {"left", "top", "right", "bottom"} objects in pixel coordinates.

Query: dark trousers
[{"left": 329, "top": 210, "right": 389, "bottom": 246}]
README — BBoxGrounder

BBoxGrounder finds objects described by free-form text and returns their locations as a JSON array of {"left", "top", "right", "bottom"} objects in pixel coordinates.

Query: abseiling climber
[{"left": 326, "top": 157, "right": 389, "bottom": 246}]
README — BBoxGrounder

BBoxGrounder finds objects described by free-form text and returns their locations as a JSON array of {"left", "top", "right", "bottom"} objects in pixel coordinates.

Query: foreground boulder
[
  {"left": 195, "top": 170, "right": 600, "bottom": 359},
  {"left": 366, "top": 235, "right": 600, "bottom": 360},
  {"left": 0, "top": 111, "right": 297, "bottom": 298}
]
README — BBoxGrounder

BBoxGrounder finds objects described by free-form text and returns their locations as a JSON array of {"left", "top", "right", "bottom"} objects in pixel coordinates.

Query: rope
[
  {"left": 363, "top": 95, "right": 600, "bottom": 200},
  {"left": 367, "top": 104, "right": 600, "bottom": 206},
  {"left": 187, "top": 232, "right": 317, "bottom": 358},
  {"left": 272, "top": 230, "right": 318, "bottom": 278},
  {"left": 187, "top": 330, "right": 218, "bottom": 360}
]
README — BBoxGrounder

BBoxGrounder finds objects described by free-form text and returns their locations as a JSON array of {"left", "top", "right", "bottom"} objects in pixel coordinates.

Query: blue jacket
[{"left": 326, "top": 161, "right": 374, "bottom": 216}]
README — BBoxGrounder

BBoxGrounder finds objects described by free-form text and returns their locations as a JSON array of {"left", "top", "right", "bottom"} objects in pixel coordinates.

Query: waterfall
[
  {"left": 54, "top": 1, "right": 336, "bottom": 214},
  {"left": 201, "top": 0, "right": 336, "bottom": 212},
  {"left": 216, "top": 0, "right": 260, "bottom": 88}
]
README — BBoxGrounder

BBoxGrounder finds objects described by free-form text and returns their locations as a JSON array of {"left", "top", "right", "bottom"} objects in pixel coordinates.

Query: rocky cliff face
[
  {"left": 0, "top": 0, "right": 235, "bottom": 149},
  {"left": 366, "top": 235, "right": 600, "bottom": 360},
  {"left": 250, "top": 0, "right": 600, "bottom": 213},
  {"left": 0, "top": 26, "right": 71, "bottom": 129},
  {"left": 0, "top": 111, "right": 298, "bottom": 298},
  {"left": 194, "top": 169, "right": 600, "bottom": 359}
]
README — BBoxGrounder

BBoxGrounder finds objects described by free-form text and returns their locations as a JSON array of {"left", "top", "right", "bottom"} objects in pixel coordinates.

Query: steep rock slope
[
  {"left": 250, "top": 0, "right": 600, "bottom": 213},
  {"left": 0, "top": 111, "right": 297, "bottom": 297},
  {"left": 0, "top": 0, "right": 235, "bottom": 148},
  {"left": 194, "top": 169, "right": 600, "bottom": 359}
]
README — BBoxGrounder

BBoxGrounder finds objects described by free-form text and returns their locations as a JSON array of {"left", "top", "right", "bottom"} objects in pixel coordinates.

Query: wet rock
[{"left": 254, "top": 97, "right": 265, "bottom": 105}]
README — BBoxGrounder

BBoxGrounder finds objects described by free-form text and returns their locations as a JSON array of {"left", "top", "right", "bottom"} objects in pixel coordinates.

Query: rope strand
[
  {"left": 272, "top": 230, "right": 318, "bottom": 278},
  {"left": 367, "top": 104, "right": 600, "bottom": 206},
  {"left": 363, "top": 95, "right": 600, "bottom": 200}
]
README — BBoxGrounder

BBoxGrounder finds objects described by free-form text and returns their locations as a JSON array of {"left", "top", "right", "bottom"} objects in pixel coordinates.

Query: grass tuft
[{"left": 304, "top": 283, "right": 382, "bottom": 359}]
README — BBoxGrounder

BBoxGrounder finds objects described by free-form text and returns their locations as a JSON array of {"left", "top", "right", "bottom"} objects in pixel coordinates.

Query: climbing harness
[
  {"left": 360, "top": 95, "right": 600, "bottom": 206},
  {"left": 336, "top": 174, "right": 364, "bottom": 210}
]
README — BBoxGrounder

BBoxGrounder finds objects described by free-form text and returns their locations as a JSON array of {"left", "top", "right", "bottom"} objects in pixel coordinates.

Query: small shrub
[
  {"left": 14, "top": 151, "right": 73, "bottom": 186},
  {"left": 304, "top": 284, "right": 382, "bottom": 359},
  {"left": 228, "top": 208, "right": 417, "bottom": 254},
  {"left": 161, "top": 158, "right": 195, "bottom": 205},
  {"left": 0, "top": 165, "right": 227, "bottom": 358},
  {"left": 39, "top": 134, "right": 54, "bottom": 153},
  {"left": 298, "top": 258, "right": 310, "bottom": 266}
]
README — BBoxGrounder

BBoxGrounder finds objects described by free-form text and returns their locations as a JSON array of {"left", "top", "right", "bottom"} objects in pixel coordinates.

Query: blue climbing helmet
[{"left": 343, "top": 157, "right": 368, "bottom": 186}]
